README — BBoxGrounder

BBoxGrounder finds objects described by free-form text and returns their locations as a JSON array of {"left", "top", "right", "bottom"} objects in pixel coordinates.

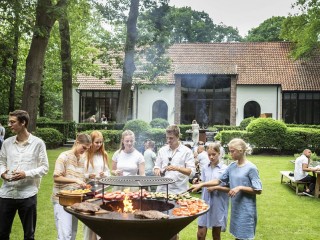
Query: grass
[{"left": 4, "top": 148, "right": 320, "bottom": 239}]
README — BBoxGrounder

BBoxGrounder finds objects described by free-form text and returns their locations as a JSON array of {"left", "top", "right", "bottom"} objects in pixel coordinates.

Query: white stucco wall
[
  {"left": 236, "top": 85, "right": 281, "bottom": 126},
  {"left": 133, "top": 85, "right": 175, "bottom": 124},
  {"left": 72, "top": 86, "right": 80, "bottom": 123}
]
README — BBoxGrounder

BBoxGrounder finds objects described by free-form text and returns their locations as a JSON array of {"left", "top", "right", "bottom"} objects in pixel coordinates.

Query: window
[
  {"left": 180, "top": 74, "right": 231, "bottom": 126},
  {"left": 79, "top": 90, "right": 133, "bottom": 122},
  {"left": 244, "top": 101, "right": 261, "bottom": 119},
  {"left": 152, "top": 100, "right": 168, "bottom": 120},
  {"left": 282, "top": 92, "right": 320, "bottom": 124}
]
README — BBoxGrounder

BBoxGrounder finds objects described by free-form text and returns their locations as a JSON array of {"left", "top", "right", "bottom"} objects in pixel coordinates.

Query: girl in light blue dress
[
  {"left": 192, "top": 138, "right": 262, "bottom": 240},
  {"left": 197, "top": 143, "right": 229, "bottom": 240}
]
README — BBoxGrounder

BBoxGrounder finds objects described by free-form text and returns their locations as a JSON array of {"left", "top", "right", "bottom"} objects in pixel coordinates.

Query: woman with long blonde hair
[
  {"left": 83, "top": 131, "right": 110, "bottom": 240},
  {"left": 112, "top": 130, "right": 145, "bottom": 177},
  {"left": 85, "top": 130, "right": 110, "bottom": 181}
]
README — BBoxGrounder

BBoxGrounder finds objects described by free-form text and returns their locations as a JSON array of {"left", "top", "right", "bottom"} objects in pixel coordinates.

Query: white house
[{"left": 74, "top": 42, "right": 320, "bottom": 126}]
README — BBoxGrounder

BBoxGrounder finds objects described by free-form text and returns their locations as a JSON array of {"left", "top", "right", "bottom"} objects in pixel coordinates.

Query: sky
[{"left": 169, "top": 0, "right": 298, "bottom": 37}]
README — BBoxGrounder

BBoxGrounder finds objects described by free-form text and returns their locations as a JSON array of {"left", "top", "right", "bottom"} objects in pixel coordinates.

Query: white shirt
[
  {"left": 294, "top": 154, "right": 309, "bottom": 181},
  {"left": 0, "top": 134, "right": 49, "bottom": 199},
  {"left": 154, "top": 143, "right": 196, "bottom": 194},
  {"left": 84, "top": 154, "right": 110, "bottom": 179},
  {"left": 112, "top": 149, "right": 144, "bottom": 176}
]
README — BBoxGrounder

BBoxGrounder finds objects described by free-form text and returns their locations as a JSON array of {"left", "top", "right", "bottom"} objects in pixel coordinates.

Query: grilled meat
[
  {"left": 133, "top": 210, "right": 169, "bottom": 219},
  {"left": 71, "top": 202, "right": 101, "bottom": 214}
]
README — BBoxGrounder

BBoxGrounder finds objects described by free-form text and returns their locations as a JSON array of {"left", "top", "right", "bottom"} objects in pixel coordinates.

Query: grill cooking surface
[{"left": 99, "top": 176, "right": 175, "bottom": 187}]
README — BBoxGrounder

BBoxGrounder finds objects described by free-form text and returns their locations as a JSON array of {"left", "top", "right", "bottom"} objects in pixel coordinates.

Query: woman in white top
[
  {"left": 84, "top": 131, "right": 110, "bottom": 182},
  {"left": 112, "top": 130, "right": 145, "bottom": 178},
  {"left": 83, "top": 131, "right": 110, "bottom": 240}
]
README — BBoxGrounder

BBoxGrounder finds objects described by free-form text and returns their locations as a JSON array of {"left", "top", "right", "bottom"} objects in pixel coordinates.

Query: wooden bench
[{"left": 280, "top": 171, "right": 310, "bottom": 195}]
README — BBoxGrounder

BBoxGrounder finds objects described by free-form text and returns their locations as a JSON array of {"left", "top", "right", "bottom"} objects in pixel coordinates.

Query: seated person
[{"left": 294, "top": 149, "right": 320, "bottom": 195}]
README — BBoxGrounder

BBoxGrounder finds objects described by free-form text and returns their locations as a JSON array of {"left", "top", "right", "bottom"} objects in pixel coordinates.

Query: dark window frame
[{"left": 282, "top": 91, "right": 320, "bottom": 124}]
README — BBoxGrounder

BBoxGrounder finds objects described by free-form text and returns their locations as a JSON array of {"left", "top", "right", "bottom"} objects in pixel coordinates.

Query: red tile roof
[
  {"left": 77, "top": 42, "right": 320, "bottom": 91},
  {"left": 169, "top": 42, "right": 320, "bottom": 91}
]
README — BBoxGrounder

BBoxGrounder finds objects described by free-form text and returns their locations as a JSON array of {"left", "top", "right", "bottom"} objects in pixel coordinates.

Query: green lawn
[{"left": 5, "top": 148, "right": 320, "bottom": 239}]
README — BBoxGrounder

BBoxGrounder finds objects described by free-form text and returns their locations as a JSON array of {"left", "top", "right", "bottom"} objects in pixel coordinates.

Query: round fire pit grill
[
  {"left": 64, "top": 176, "right": 209, "bottom": 240},
  {"left": 99, "top": 176, "right": 175, "bottom": 206}
]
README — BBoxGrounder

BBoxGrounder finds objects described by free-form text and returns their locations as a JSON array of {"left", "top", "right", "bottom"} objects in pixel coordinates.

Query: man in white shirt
[
  {"left": 154, "top": 125, "right": 196, "bottom": 194},
  {"left": 0, "top": 110, "right": 49, "bottom": 239},
  {"left": 294, "top": 149, "right": 320, "bottom": 195}
]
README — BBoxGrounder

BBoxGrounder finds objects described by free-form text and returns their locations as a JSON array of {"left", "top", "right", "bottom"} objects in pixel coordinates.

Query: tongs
[{"left": 179, "top": 188, "right": 193, "bottom": 196}]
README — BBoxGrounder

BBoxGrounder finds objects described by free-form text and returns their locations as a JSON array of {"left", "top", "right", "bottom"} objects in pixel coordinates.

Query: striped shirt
[{"left": 51, "top": 150, "right": 85, "bottom": 203}]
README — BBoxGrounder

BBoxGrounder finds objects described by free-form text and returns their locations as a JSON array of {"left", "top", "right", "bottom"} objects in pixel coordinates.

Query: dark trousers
[
  {"left": 300, "top": 175, "right": 316, "bottom": 192},
  {"left": 0, "top": 195, "right": 37, "bottom": 240}
]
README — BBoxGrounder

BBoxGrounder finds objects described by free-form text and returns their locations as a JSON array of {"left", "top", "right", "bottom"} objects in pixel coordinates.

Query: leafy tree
[
  {"left": 281, "top": 0, "right": 320, "bottom": 59},
  {"left": 245, "top": 16, "right": 287, "bottom": 42},
  {"left": 0, "top": 0, "right": 36, "bottom": 114},
  {"left": 167, "top": 6, "right": 242, "bottom": 43},
  {"left": 41, "top": 0, "right": 110, "bottom": 120},
  {"left": 21, "top": 0, "right": 69, "bottom": 131}
]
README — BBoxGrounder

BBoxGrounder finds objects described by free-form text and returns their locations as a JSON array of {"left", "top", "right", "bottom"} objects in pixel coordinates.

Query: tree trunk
[
  {"left": 59, "top": 12, "right": 73, "bottom": 122},
  {"left": 116, "top": 0, "right": 140, "bottom": 123},
  {"left": 39, "top": 79, "right": 45, "bottom": 116},
  {"left": 21, "top": 0, "right": 66, "bottom": 131},
  {"left": 9, "top": 8, "right": 20, "bottom": 113}
]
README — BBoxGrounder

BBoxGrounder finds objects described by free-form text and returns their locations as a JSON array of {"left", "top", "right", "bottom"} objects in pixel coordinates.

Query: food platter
[{"left": 57, "top": 188, "right": 92, "bottom": 206}]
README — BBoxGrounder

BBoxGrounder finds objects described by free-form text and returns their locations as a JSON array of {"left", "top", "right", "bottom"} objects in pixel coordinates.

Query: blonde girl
[
  {"left": 191, "top": 138, "right": 262, "bottom": 240},
  {"left": 112, "top": 130, "right": 145, "bottom": 177},
  {"left": 197, "top": 143, "right": 229, "bottom": 240},
  {"left": 83, "top": 131, "right": 109, "bottom": 240},
  {"left": 85, "top": 130, "right": 110, "bottom": 181}
]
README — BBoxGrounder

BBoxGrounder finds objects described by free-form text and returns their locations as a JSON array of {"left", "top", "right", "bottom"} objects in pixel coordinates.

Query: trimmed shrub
[
  {"left": 214, "top": 125, "right": 241, "bottom": 131},
  {"left": 286, "top": 124, "right": 320, "bottom": 130},
  {"left": 215, "top": 130, "right": 250, "bottom": 146},
  {"left": 123, "top": 119, "right": 151, "bottom": 149},
  {"left": 34, "top": 128, "right": 64, "bottom": 149},
  {"left": 37, "top": 121, "right": 76, "bottom": 142},
  {"left": 247, "top": 118, "right": 287, "bottom": 150},
  {"left": 240, "top": 117, "right": 256, "bottom": 130},
  {"left": 283, "top": 127, "right": 320, "bottom": 154},
  {"left": 123, "top": 119, "right": 151, "bottom": 133},
  {"left": 150, "top": 118, "right": 169, "bottom": 129}
]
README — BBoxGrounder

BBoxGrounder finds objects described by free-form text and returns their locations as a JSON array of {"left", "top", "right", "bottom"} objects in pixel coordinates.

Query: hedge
[
  {"left": 37, "top": 121, "right": 76, "bottom": 142},
  {"left": 282, "top": 128, "right": 320, "bottom": 153},
  {"left": 34, "top": 128, "right": 64, "bottom": 149},
  {"left": 215, "top": 130, "right": 250, "bottom": 146}
]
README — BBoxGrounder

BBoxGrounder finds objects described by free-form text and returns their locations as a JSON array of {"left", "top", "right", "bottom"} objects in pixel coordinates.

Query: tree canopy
[
  {"left": 245, "top": 16, "right": 287, "bottom": 42},
  {"left": 281, "top": 0, "right": 320, "bottom": 59}
]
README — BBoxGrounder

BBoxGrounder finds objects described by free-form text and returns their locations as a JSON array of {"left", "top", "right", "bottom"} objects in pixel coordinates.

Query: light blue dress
[
  {"left": 198, "top": 162, "right": 229, "bottom": 231},
  {"left": 220, "top": 161, "right": 262, "bottom": 239}
]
